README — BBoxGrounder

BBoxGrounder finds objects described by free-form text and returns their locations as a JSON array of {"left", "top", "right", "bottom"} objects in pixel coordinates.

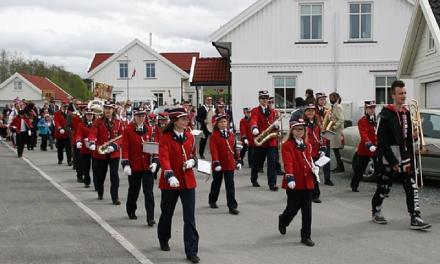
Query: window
[
  {"left": 273, "top": 76, "right": 296, "bottom": 109},
  {"left": 119, "top": 63, "right": 128, "bottom": 79},
  {"left": 14, "top": 78, "right": 22, "bottom": 90},
  {"left": 421, "top": 113, "right": 440, "bottom": 139},
  {"left": 428, "top": 31, "right": 436, "bottom": 53},
  {"left": 300, "top": 4, "right": 323, "bottom": 41},
  {"left": 375, "top": 76, "right": 396, "bottom": 104},
  {"left": 349, "top": 3, "right": 372, "bottom": 40},
  {"left": 188, "top": 94, "right": 193, "bottom": 104},
  {"left": 146, "top": 63, "right": 156, "bottom": 78},
  {"left": 154, "top": 93, "right": 164, "bottom": 106}
]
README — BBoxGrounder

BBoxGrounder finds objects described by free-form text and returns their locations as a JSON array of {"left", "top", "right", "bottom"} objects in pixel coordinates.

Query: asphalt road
[{"left": 1, "top": 140, "right": 440, "bottom": 264}]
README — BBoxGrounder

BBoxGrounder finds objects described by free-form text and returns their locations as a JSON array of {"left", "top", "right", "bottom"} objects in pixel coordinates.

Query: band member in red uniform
[
  {"left": 315, "top": 92, "right": 333, "bottom": 186},
  {"left": 68, "top": 103, "right": 85, "bottom": 179},
  {"left": 10, "top": 110, "right": 33, "bottom": 158},
  {"left": 157, "top": 108, "right": 199, "bottom": 263},
  {"left": 239, "top": 107, "right": 254, "bottom": 167},
  {"left": 89, "top": 100, "right": 123, "bottom": 205},
  {"left": 351, "top": 100, "right": 378, "bottom": 192},
  {"left": 278, "top": 117, "right": 319, "bottom": 247},
  {"left": 121, "top": 107, "right": 159, "bottom": 226},
  {"left": 209, "top": 114, "right": 242, "bottom": 215},
  {"left": 250, "top": 90, "right": 279, "bottom": 191},
  {"left": 54, "top": 101, "right": 72, "bottom": 165},
  {"left": 304, "top": 104, "right": 324, "bottom": 203},
  {"left": 151, "top": 112, "right": 169, "bottom": 179},
  {"left": 75, "top": 108, "right": 95, "bottom": 188}
]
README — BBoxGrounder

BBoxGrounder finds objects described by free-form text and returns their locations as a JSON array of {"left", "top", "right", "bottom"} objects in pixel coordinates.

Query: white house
[
  {"left": 398, "top": 0, "right": 440, "bottom": 108},
  {"left": 86, "top": 39, "right": 197, "bottom": 106},
  {"left": 0, "top": 72, "right": 72, "bottom": 107},
  {"left": 210, "top": 0, "right": 416, "bottom": 126}
]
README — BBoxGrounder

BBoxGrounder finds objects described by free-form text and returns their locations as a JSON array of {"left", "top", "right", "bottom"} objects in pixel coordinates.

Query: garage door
[{"left": 426, "top": 81, "right": 440, "bottom": 108}]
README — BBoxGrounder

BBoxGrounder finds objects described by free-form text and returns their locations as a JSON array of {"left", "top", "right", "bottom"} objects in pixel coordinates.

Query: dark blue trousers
[{"left": 251, "top": 146, "right": 277, "bottom": 187}]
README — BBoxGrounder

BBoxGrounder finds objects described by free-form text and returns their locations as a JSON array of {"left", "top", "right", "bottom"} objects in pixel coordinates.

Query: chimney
[{"left": 149, "top": 32, "right": 152, "bottom": 47}]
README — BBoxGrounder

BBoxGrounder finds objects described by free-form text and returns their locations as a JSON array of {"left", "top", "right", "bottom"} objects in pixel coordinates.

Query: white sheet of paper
[
  {"left": 143, "top": 142, "right": 159, "bottom": 154},
  {"left": 315, "top": 156, "right": 331, "bottom": 167},
  {"left": 191, "top": 129, "right": 203, "bottom": 136},
  {"left": 197, "top": 159, "right": 211, "bottom": 175}
]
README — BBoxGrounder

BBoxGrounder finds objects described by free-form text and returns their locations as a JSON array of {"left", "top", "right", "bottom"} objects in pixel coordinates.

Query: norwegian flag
[{"left": 131, "top": 68, "right": 136, "bottom": 79}]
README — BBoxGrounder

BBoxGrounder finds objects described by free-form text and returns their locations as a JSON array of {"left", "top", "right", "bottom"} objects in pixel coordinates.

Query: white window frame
[
  {"left": 348, "top": 2, "right": 373, "bottom": 41},
  {"left": 154, "top": 92, "right": 164, "bottom": 106},
  {"left": 299, "top": 3, "right": 324, "bottom": 41},
  {"left": 14, "top": 78, "right": 22, "bottom": 90},
  {"left": 146, "top": 63, "right": 156, "bottom": 78},
  {"left": 119, "top": 63, "right": 128, "bottom": 79},
  {"left": 375, "top": 76, "right": 396, "bottom": 105},
  {"left": 427, "top": 31, "right": 436, "bottom": 55},
  {"left": 273, "top": 76, "right": 297, "bottom": 110}
]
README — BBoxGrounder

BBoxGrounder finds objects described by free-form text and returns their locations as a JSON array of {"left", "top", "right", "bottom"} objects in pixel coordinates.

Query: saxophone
[
  {"left": 254, "top": 111, "right": 286, "bottom": 146},
  {"left": 321, "top": 107, "right": 335, "bottom": 132}
]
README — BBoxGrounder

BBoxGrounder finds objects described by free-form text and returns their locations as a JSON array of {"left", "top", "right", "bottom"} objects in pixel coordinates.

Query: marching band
[{"left": 1, "top": 78, "right": 433, "bottom": 263}]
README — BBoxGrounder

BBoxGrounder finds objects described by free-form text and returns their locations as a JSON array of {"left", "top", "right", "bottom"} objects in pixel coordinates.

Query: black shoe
[
  {"left": 209, "top": 203, "right": 218, "bottom": 209},
  {"left": 77, "top": 178, "right": 84, "bottom": 183},
  {"left": 258, "top": 168, "right": 264, "bottom": 173},
  {"left": 229, "top": 208, "right": 239, "bottom": 215},
  {"left": 312, "top": 198, "right": 322, "bottom": 203},
  {"left": 269, "top": 186, "right": 279, "bottom": 191},
  {"left": 18, "top": 154, "right": 22, "bottom": 158},
  {"left": 301, "top": 238, "right": 315, "bottom": 247},
  {"left": 252, "top": 182, "right": 260, "bottom": 187},
  {"left": 147, "top": 220, "right": 156, "bottom": 226},
  {"left": 410, "top": 215, "right": 431, "bottom": 230},
  {"left": 58, "top": 160, "right": 62, "bottom": 165},
  {"left": 84, "top": 184, "right": 90, "bottom": 188},
  {"left": 98, "top": 196, "right": 103, "bottom": 200},
  {"left": 324, "top": 180, "right": 334, "bottom": 186},
  {"left": 68, "top": 161, "right": 72, "bottom": 166},
  {"left": 128, "top": 213, "right": 137, "bottom": 220},
  {"left": 372, "top": 211, "right": 387, "bottom": 224},
  {"left": 113, "top": 200, "right": 121, "bottom": 205},
  {"left": 186, "top": 255, "right": 200, "bottom": 263},
  {"left": 331, "top": 167, "right": 345, "bottom": 173},
  {"left": 351, "top": 186, "right": 359, "bottom": 192},
  {"left": 278, "top": 214, "right": 286, "bottom": 235},
  {"left": 160, "top": 241, "right": 170, "bottom": 251}
]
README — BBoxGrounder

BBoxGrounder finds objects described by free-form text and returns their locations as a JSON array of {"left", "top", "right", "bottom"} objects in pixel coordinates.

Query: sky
[{"left": 0, "top": 0, "right": 256, "bottom": 76}]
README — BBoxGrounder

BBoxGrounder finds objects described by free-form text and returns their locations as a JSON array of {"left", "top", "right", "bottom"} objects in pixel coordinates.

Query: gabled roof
[
  {"left": 88, "top": 53, "right": 114, "bottom": 72},
  {"left": 86, "top": 39, "right": 190, "bottom": 79},
  {"left": 161, "top": 53, "right": 200, "bottom": 73},
  {"left": 398, "top": 0, "right": 440, "bottom": 77},
  {"left": 191, "top": 57, "right": 231, "bottom": 86},
  {"left": 20, "top": 72, "right": 72, "bottom": 101}
]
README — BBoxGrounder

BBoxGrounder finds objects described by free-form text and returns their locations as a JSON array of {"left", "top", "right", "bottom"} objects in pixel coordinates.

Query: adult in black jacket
[
  {"left": 196, "top": 96, "right": 213, "bottom": 159},
  {"left": 371, "top": 80, "right": 430, "bottom": 230}
]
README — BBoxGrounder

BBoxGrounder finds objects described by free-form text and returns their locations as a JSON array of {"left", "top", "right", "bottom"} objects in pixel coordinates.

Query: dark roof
[
  {"left": 88, "top": 53, "right": 114, "bottom": 72},
  {"left": 429, "top": 0, "right": 440, "bottom": 28},
  {"left": 20, "top": 72, "right": 72, "bottom": 101},
  {"left": 191, "top": 57, "right": 231, "bottom": 86}
]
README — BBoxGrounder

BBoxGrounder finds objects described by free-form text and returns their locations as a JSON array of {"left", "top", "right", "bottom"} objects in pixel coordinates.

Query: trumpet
[
  {"left": 254, "top": 111, "right": 287, "bottom": 147},
  {"left": 409, "top": 99, "right": 425, "bottom": 187},
  {"left": 97, "top": 135, "right": 123, "bottom": 155}
]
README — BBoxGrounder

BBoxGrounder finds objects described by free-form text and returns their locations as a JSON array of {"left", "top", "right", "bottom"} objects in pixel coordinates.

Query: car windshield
[{"left": 421, "top": 113, "right": 440, "bottom": 139}]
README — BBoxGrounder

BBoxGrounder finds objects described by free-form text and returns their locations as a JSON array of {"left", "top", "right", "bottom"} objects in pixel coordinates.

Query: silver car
[{"left": 340, "top": 109, "right": 440, "bottom": 181}]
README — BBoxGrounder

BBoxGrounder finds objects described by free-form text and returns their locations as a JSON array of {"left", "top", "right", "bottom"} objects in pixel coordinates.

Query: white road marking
[{"left": 2, "top": 142, "right": 154, "bottom": 264}]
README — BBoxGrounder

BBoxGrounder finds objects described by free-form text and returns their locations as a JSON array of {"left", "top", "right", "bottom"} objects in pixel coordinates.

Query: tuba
[
  {"left": 254, "top": 111, "right": 287, "bottom": 146},
  {"left": 87, "top": 100, "right": 104, "bottom": 116},
  {"left": 409, "top": 99, "right": 425, "bottom": 187}
]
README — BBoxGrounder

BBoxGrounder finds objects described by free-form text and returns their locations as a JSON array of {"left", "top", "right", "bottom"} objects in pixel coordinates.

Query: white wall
[{"left": 0, "top": 77, "right": 42, "bottom": 106}]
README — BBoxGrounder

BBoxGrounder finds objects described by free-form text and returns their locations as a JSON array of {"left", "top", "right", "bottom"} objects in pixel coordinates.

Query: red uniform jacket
[
  {"left": 281, "top": 140, "right": 315, "bottom": 190},
  {"left": 159, "top": 130, "right": 197, "bottom": 190},
  {"left": 250, "top": 106, "right": 278, "bottom": 147},
  {"left": 70, "top": 113, "right": 82, "bottom": 144},
  {"left": 11, "top": 115, "right": 32, "bottom": 133},
  {"left": 305, "top": 120, "right": 322, "bottom": 158},
  {"left": 210, "top": 130, "right": 241, "bottom": 171},
  {"left": 356, "top": 115, "right": 377, "bottom": 157},
  {"left": 121, "top": 122, "right": 158, "bottom": 172},
  {"left": 53, "top": 110, "right": 69, "bottom": 139},
  {"left": 89, "top": 117, "right": 123, "bottom": 160},
  {"left": 239, "top": 117, "right": 255, "bottom": 147},
  {"left": 75, "top": 121, "right": 94, "bottom": 155}
]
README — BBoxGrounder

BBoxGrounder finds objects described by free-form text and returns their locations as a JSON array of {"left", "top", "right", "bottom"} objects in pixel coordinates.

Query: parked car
[{"left": 340, "top": 109, "right": 440, "bottom": 181}]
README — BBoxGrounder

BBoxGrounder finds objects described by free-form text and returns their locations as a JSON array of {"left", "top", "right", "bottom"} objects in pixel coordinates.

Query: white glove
[
  {"left": 243, "top": 139, "right": 249, "bottom": 145},
  {"left": 214, "top": 166, "right": 222, "bottom": 172},
  {"left": 319, "top": 151, "right": 326, "bottom": 158},
  {"left": 76, "top": 142, "right": 82, "bottom": 149},
  {"left": 89, "top": 144, "right": 96, "bottom": 151},
  {"left": 123, "top": 165, "right": 132, "bottom": 176},
  {"left": 107, "top": 145, "right": 115, "bottom": 153},
  {"left": 252, "top": 128, "right": 259, "bottom": 136},
  {"left": 236, "top": 163, "right": 242, "bottom": 171},
  {"left": 287, "top": 181, "right": 296, "bottom": 189},
  {"left": 185, "top": 159, "right": 196, "bottom": 169},
  {"left": 28, "top": 130, "right": 32, "bottom": 136},
  {"left": 149, "top": 163, "right": 157, "bottom": 173},
  {"left": 168, "top": 176, "right": 180, "bottom": 188},
  {"left": 369, "top": 145, "right": 377, "bottom": 152},
  {"left": 312, "top": 166, "right": 320, "bottom": 176},
  {"left": 59, "top": 129, "right": 65, "bottom": 134}
]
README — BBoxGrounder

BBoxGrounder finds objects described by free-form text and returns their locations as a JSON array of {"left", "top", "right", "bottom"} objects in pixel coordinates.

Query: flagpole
[{"left": 125, "top": 54, "right": 129, "bottom": 101}]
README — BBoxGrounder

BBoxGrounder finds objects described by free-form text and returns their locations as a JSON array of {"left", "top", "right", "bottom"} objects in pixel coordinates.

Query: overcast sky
[{"left": 0, "top": 0, "right": 256, "bottom": 76}]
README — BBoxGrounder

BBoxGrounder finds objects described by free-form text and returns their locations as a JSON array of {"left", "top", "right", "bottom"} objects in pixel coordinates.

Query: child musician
[
  {"left": 278, "top": 117, "right": 319, "bottom": 247},
  {"left": 74, "top": 108, "right": 96, "bottom": 188},
  {"left": 209, "top": 114, "right": 242, "bottom": 215}
]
